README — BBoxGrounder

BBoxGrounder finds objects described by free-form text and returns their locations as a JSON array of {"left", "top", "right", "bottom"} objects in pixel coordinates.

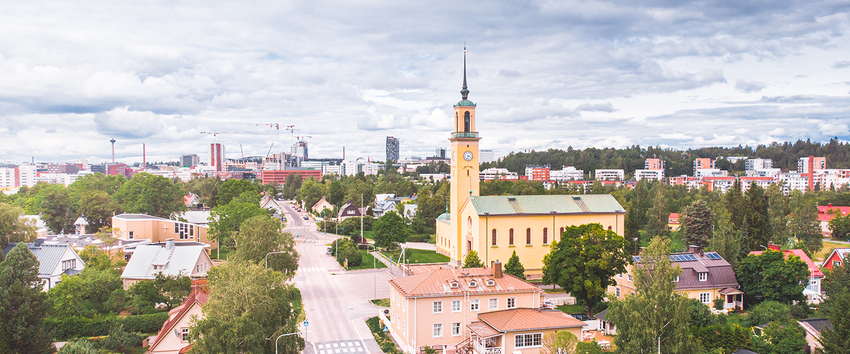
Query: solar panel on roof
[
  {"left": 684, "top": 254, "right": 697, "bottom": 261},
  {"left": 706, "top": 252, "right": 722, "bottom": 260},
  {"left": 669, "top": 255, "right": 679, "bottom": 262},
  {"left": 633, "top": 256, "right": 642, "bottom": 262}
]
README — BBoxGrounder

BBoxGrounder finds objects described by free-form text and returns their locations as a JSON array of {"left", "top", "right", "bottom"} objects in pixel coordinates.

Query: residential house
[
  {"left": 750, "top": 244, "right": 825, "bottom": 304},
  {"left": 311, "top": 196, "right": 335, "bottom": 214},
  {"left": 610, "top": 246, "right": 743, "bottom": 311},
  {"left": 386, "top": 262, "right": 584, "bottom": 354},
  {"left": 817, "top": 204, "right": 849, "bottom": 238},
  {"left": 120, "top": 240, "right": 213, "bottom": 288},
  {"left": 2, "top": 240, "right": 85, "bottom": 291},
  {"left": 337, "top": 201, "right": 368, "bottom": 222},
  {"left": 822, "top": 248, "right": 850, "bottom": 270},
  {"left": 668, "top": 213, "right": 681, "bottom": 231},
  {"left": 111, "top": 213, "right": 214, "bottom": 249},
  {"left": 146, "top": 279, "right": 209, "bottom": 354},
  {"left": 375, "top": 195, "right": 417, "bottom": 218},
  {"left": 798, "top": 318, "right": 832, "bottom": 354}
]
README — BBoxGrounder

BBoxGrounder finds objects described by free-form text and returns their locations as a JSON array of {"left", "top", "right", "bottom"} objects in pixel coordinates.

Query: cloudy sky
[{"left": 2, "top": 0, "right": 850, "bottom": 165}]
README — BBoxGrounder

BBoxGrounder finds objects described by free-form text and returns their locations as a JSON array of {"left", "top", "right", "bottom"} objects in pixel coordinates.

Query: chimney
[
  {"left": 688, "top": 245, "right": 700, "bottom": 254},
  {"left": 166, "top": 238, "right": 175, "bottom": 250},
  {"left": 493, "top": 260, "right": 502, "bottom": 278},
  {"left": 34, "top": 238, "right": 44, "bottom": 247}
]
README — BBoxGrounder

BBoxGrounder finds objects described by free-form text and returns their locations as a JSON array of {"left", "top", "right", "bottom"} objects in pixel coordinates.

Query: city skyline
[{"left": 1, "top": 1, "right": 850, "bottom": 164}]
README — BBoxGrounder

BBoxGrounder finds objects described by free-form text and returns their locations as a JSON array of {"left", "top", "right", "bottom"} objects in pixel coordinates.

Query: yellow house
[
  {"left": 386, "top": 263, "right": 584, "bottom": 354},
  {"left": 436, "top": 49, "right": 625, "bottom": 277},
  {"left": 111, "top": 213, "right": 215, "bottom": 249},
  {"left": 609, "top": 247, "right": 744, "bottom": 311},
  {"left": 311, "top": 196, "right": 335, "bottom": 214},
  {"left": 437, "top": 194, "right": 625, "bottom": 276}
]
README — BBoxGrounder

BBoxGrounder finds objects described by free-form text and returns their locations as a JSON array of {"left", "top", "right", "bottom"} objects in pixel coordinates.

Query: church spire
[{"left": 460, "top": 42, "right": 469, "bottom": 100}]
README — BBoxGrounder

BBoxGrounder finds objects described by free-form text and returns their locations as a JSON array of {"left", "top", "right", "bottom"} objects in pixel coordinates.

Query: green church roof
[
  {"left": 454, "top": 100, "right": 476, "bottom": 107},
  {"left": 469, "top": 194, "right": 626, "bottom": 216}
]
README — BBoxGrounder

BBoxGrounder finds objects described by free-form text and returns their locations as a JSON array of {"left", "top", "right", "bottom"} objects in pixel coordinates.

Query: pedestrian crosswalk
[
  {"left": 316, "top": 341, "right": 364, "bottom": 354},
  {"left": 287, "top": 226, "right": 313, "bottom": 230},
  {"left": 297, "top": 238, "right": 324, "bottom": 243},
  {"left": 298, "top": 267, "right": 325, "bottom": 272}
]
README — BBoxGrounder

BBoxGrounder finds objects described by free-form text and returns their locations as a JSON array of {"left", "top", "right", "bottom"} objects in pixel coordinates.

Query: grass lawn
[
  {"left": 292, "top": 287, "right": 306, "bottom": 323},
  {"left": 210, "top": 246, "right": 232, "bottom": 261},
  {"left": 370, "top": 298, "right": 390, "bottom": 307},
  {"left": 815, "top": 240, "right": 845, "bottom": 262},
  {"left": 556, "top": 304, "right": 585, "bottom": 314},
  {"left": 345, "top": 250, "right": 389, "bottom": 270},
  {"left": 382, "top": 248, "right": 450, "bottom": 264},
  {"left": 726, "top": 312, "right": 744, "bottom": 326}
]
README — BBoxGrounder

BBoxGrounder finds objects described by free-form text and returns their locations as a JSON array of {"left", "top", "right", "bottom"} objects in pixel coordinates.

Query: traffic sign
[
  {"left": 382, "top": 326, "right": 388, "bottom": 332},
  {"left": 303, "top": 320, "right": 309, "bottom": 327}
]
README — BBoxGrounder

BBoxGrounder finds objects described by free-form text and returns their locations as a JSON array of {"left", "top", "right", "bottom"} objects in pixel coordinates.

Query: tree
[
  {"left": 743, "top": 301, "right": 790, "bottom": 327},
  {"left": 128, "top": 273, "right": 191, "bottom": 314},
  {"left": 114, "top": 172, "right": 188, "bottom": 218},
  {"left": 217, "top": 179, "right": 260, "bottom": 206},
  {"left": 541, "top": 330, "right": 578, "bottom": 354},
  {"left": 682, "top": 200, "right": 713, "bottom": 250},
  {"left": 0, "top": 243, "right": 54, "bottom": 353},
  {"left": 463, "top": 250, "right": 483, "bottom": 268},
  {"left": 822, "top": 263, "right": 850, "bottom": 298},
  {"left": 787, "top": 195, "right": 822, "bottom": 256},
  {"left": 39, "top": 184, "right": 75, "bottom": 234},
  {"left": 57, "top": 339, "right": 99, "bottom": 354},
  {"left": 606, "top": 237, "right": 697, "bottom": 353},
  {"left": 692, "top": 324, "right": 753, "bottom": 354},
  {"left": 745, "top": 183, "right": 770, "bottom": 252},
  {"left": 725, "top": 179, "right": 745, "bottom": 230},
  {"left": 754, "top": 320, "right": 807, "bottom": 354},
  {"left": 817, "top": 291, "right": 850, "bottom": 353},
  {"left": 209, "top": 191, "right": 269, "bottom": 249},
  {"left": 188, "top": 261, "right": 305, "bottom": 354},
  {"left": 48, "top": 266, "right": 125, "bottom": 317},
  {"left": 504, "top": 250, "right": 525, "bottom": 279},
  {"left": 736, "top": 250, "right": 808, "bottom": 306},
  {"left": 686, "top": 297, "right": 726, "bottom": 328},
  {"left": 0, "top": 203, "right": 36, "bottom": 254},
  {"left": 827, "top": 208, "right": 850, "bottom": 240},
  {"left": 574, "top": 341, "right": 603, "bottom": 354},
  {"left": 645, "top": 183, "right": 669, "bottom": 238},
  {"left": 76, "top": 190, "right": 120, "bottom": 233},
  {"left": 767, "top": 185, "right": 790, "bottom": 245},
  {"left": 373, "top": 211, "right": 408, "bottom": 249},
  {"left": 709, "top": 206, "right": 740, "bottom": 268},
  {"left": 332, "top": 238, "right": 362, "bottom": 267},
  {"left": 231, "top": 215, "right": 299, "bottom": 278},
  {"left": 542, "top": 223, "right": 630, "bottom": 316}
]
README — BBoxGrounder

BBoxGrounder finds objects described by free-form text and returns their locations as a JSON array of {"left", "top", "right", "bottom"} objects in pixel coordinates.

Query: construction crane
[
  {"left": 296, "top": 136, "right": 312, "bottom": 141},
  {"left": 286, "top": 125, "right": 301, "bottom": 141},
  {"left": 199, "top": 131, "right": 233, "bottom": 142}
]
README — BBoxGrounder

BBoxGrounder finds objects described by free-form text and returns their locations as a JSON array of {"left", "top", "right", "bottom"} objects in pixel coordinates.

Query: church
[{"left": 435, "top": 50, "right": 626, "bottom": 277}]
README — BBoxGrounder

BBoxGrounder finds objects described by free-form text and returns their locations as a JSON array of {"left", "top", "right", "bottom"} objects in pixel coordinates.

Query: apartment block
[
  {"left": 524, "top": 164, "right": 550, "bottom": 182},
  {"left": 634, "top": 169, "right": 664, "bottom": 181},
  {"left": 594, "top": 169, "right": 624, "bottom": 181},
  {"left": 745, "top": 158, "right": 773, "bottom": 171},
  {"left": 693, "top": 158, "right": 715, "bottom": 175},
  {"left": 386, "top": 137, "right": 400, "bottom": 162},
  {"left": 644, "top": 158, "right": 664, "bottom": 170},
  {"left": 549, "top": 166, "right": 584, "bottom": 181},
  {"left": 798, "top": 156, "right": 826, "bottom": 173}
]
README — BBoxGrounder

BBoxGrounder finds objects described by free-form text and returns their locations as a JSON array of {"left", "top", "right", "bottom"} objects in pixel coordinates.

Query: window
[
  {"left": 469, "top": 280, "right": 477, "bottom": 288},
  {"left": 699, "top": 292, "right": 711, "bottom": 304},
  {"left": 464, "top": 111, "right": 471, "bottom": 132},
  {"left": 526, "top": 228, "right": 532, "bottom": 245},
  {"left": 491, "top": 229, "right": 497, "bottom": 246},
  {"left": 452, "top": 300, "right": 461, "bottom": 312},
  {"left": 628, "top": 274, "right": 633, "bottom": 282},
  {"left": 507, "top": 297, "right": 516, "bottom": 309},
  {"left": 128, "top": 231, "right": 134, "bottom": 239},
  {"left": 489, "top": 298, "right": 498, "bottom": 310},
  {"left": 834, "top": 261, "right": 842, "bottom": 268},
  {"left": 615, "top": 287, "right": 621, "bottom": 297},
  {"left": 515, "top": 333, "right": 542, "bottom": 348},
  {"left": 181, "top": 328, "right": 189, "bottom": 342},
  {"left": 509, "top": 229, "right": 514, "bottom": 245},
  {"left": 62, "top": 259, "right": 76, "bottom": 270},
  {"left": 470, "top": 299, "right": 480, "bottom": 311},
  {"left": 452, "top": 322, "right": 461, "bottom": 336},
  {"left": 699, "top": 272, "right": 708, "bottom": 281},
  {"left": 674, "top": 275, "right": 679, "bottom": 282},
  {"left": 559, "top": 227, "right": 564, "bottom": 239},
  {"left": 543, "top": 228, "right": 548, "bottom": 244},
  {"left": 433, "top": 323, "right": 443, "bottom": 338},
  {"left": 433, "top": 301, "right": 442, "bottom": 314},
  {"left": 617, "top": 273, "right": 622, "bottom": 279},
  {"left": 450, "top": 281, "right": 459, "bottom": 289},
  {"left": 486, "top": 279, "right": 495, "bottom": 287}
]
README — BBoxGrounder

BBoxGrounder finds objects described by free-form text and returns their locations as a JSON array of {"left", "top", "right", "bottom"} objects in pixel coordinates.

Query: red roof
[
  {"left": 749, "top": 249, "right": 824, "bottom": 277},
  {"left": 817, "top": 206, "right": 850, "bottom": 222},
  {"left": 150, "top": 280, "right": 209, "bottom": 351}
]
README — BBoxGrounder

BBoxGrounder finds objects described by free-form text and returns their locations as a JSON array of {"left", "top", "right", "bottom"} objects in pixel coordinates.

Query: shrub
[
  {"left": 714, "top": 297, "right": 724, "bottom": 311},
  {"left": 347, "top": 250, "right": 363, "bottom": 267},
  {"left": 744, "top": 301, "right": 789, "bottom": 327},
  {"left": 45, "top": 312, "right": 169, "bottom": 340},
  {"left": 57, "top": 339, "right": 99, "bottom": 354},
  {"left": 100, "top": 324, "right": 142, "bottom": 350}
]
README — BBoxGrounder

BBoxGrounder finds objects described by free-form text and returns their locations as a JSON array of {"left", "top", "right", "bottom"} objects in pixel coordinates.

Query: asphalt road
[{"left": 280, "top": 201, "right": 392, "bottom": 354}]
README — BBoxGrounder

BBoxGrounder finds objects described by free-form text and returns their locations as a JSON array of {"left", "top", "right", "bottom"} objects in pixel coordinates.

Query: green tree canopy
[
  {"left": 743, "top": 300, "right": 790, "bottom": 327},
  {"left": 128, "top": 273, "right": 191, "bottom": 314},
  {"left": 745, "top": 183, "right": 770, "bottom": 252},
  {"left": 754, "top": 320, "right": 807, "bottom": 354},
  {"left": 373, "top": 211, "right": 408, "bottom": 249},
  {"left": 48, "top": 266, "right": 125, "bottom": 318},
  {"left": 0, "top": 243, "right": 54, "bottom": 353},
  {"left": 692, "top": 324, "right": 753, "bottom": 354},
  {"left": 709, "top": 205, "right": 740, "bottom": 268},
  {"left": 736, "top": 250, "right": 808, "bottom": 306},
  {"left": 0, "top": 203, "right": 36, "bottom": 254},
  {"left": 217, "top": 179, "right": 260, "bottom": 206},
  {"left": 787, "top": 194, "right": 822, "bottom": 256},
  {"left": 209, "top": 191, "right": 269, "bottom": 249},
  {"left": 607, "top": 237, "right": 697, "bottom": 353},
  {"left": 463, "top": 250, "right": 483, "bottom": 268},
  {"left": 682, "top": 200, "right": 713, "bottom": 250},
  {"left": 542, "top": 223, "right": 630, "bottom": 316},
  {"left": 38, "top": 184, "right": 76, "bottom": 234},
  {"left": 504, "top": 250, "right": 525, "bottom": 279},
  {"left": 541, "top": 330, "right": 578, "bottom": 354},
  {"left": 827, "top": 208, "right": 850, "bottom": 240},
  {"left": 231, "top": 215, "right": 299, "bottom": 278},
  {"left": 189, "top": 261, "right": 305, "bottom": 354},
  {"left": 114, "top": 172, "right": 187, "bottom": 218}
]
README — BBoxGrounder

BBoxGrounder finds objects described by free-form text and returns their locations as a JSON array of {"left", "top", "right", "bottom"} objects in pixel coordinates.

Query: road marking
[
  {"left": 318, "top": 344, "right": 324, "bottom": 349},
  {"left": 333, "top": 343, "right": 338, "bottom": 348},
  {"left": 343, "top": 349, "right": 348, "bottom": 353}
]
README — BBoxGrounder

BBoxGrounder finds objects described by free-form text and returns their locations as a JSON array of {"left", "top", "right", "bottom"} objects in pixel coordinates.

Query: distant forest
[{"left": 481, "top": 138, "right": 850, "bottom": 177}]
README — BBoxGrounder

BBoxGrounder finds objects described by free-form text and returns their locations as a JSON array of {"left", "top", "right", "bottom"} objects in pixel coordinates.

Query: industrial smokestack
[{"left": 110, "top": 138, "right": 116, "bottom": 163}]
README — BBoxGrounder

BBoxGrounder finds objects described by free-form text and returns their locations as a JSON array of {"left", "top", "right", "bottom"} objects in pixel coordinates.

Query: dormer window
[
  {"left": 698, "top": 272, "right": 707, "bottom": 281},
  {"left": 674, "top": 275, "right": 679, "bottom": 282},
  {"left": 450, "top": 281, "right": 459, "bottom": 289},
  {"left": 486, "top": 280, "right": 495, "bottom": 287},
  {"left": 469, "top": 280, "right": 478, "bottom": 288}
]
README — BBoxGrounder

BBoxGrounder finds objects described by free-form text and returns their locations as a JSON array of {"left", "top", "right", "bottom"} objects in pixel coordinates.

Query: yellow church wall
[{"left": 460, "top": 206, "right": 625, "bottom": 276}]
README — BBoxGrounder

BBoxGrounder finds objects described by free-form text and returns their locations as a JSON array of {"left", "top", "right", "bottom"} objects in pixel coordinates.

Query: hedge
[{"left": 45, "top": 312, "right": 169, "bottom": 340}]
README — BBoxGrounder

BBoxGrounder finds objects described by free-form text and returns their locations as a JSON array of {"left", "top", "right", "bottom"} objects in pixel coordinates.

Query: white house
[
  {"left": 120, "top": 240, "right": 213, "bottom": 288},
  {"left": 2, "top": 240, "right": 85, "bottom": 291}
]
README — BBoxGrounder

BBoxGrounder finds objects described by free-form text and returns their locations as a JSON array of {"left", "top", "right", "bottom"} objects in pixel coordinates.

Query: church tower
[{"left": 449, "top": 46, "right": 480, "bottom": 264}]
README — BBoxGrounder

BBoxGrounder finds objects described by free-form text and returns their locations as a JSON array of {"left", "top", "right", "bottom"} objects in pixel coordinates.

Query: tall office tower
[
  {"left": 291, "top": 140, "right": 308, "bottom": 159},
  {"left": 386, "top": 136, "right": 399, "bottom": 162},
  {"left": 210, "top": 143, "right": 225, "bottom": 172},
  {"left": 181, "top": 154, "right": 200, "bottom": 167},
  {"left": 435, "top": 147, "right": 447, "bottom": 159}
]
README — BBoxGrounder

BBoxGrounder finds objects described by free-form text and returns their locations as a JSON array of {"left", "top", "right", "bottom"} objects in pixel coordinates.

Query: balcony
[
  {"left": 451, "top": 132, "right": 479, "bottom": 139},
  {"left": 474, "top": 340, "right": 502, "bottom": 354}
]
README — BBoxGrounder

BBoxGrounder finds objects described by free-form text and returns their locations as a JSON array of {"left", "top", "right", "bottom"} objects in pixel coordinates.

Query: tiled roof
[
  {"left": 468, "top": 321, "right": 500, "bottom": 338},
  {"left": 2, "top": 243, "right": 79, "bottom": 278},
  {"left": 798, "top": 318, "right": 833, "bottom": 334},
  {"left": 468, "top": 194, "right": 625, "bottom": 216},
  {"left": 637, "top": 251, "right": 740, "bottom": 291},
  {"left": 389, "top": 267, "right": 539, "bottom": 298},
  {"left": 121, "top": 243, "right": 209, "bottom": 280},
  {"left": 749, "top": 249, "right": 824, "bottom": 278},
  {"left": 150, "top": 280, "right": 209, "bottom": 351},
  {"left": 478, "top": 308, "right": 585, "bottom": 332}
]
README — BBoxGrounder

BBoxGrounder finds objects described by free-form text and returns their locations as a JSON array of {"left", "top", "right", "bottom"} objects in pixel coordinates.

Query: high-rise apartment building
[
  {"left": 386, "top": 136, "right": 399, "bottom": 162},
  {"left": 693, "top": 158, "right": 715, "bottom": 175},
  {"left": 745, "top": 158, "right": 773, "bottom": 171},
  {"left": 435, "top": 147, "right": 447, "bottom": 159},
  {"left": 798, "top": 156, "right": 826, "bottom": 173},
  {"left": 181, "top": 154, "right": 200, "bottom": 167},
  {"left": 210, "top": 143, "right": 225, "bottom": 173},
  {"left": 291, "top": 140, "right": 308, "bottom": 159},
  {"left": 645, "top": 158, "right": 665, "bottom": 170}
]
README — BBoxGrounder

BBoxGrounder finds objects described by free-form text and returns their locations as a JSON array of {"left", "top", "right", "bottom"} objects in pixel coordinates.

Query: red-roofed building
[
  {"left": 822, "top": 248, "right": 850, "bottom": 270},
  {"left": 668, "top": 213, "right": 681, "bottom": 231},
  {"left": 749, "top": 244, "right": 824, "bottom": 304},
  {"left": 817, "top": 204, "right": 850, "bottom": 237},
  {"left": 147, "top": 280, "right": 209, "bottom": 354}
]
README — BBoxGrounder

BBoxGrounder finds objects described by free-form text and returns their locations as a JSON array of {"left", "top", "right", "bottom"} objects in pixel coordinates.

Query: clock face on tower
[{"left": 463, "top": 151, "right": 473, "bottom": 161}]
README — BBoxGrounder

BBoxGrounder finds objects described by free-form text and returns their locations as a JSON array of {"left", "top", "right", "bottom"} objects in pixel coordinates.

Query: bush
[
  {"left": 714, "top": 297, "right": 724, "bottom": 311},
  {"left": 347, "top": 250, "right": 363, "bottom": 267},
  {"left": 57, "top": 339, "right": 99, "bottom": 354},
  {"left": 99, "top": 324, "right": 142, "bottom": 350},
  {"left": 744, "top": 301, "right": 789, "bottom": 327},
  {"left": 45, "top": 312, "right": 169, "bottom": 340}
]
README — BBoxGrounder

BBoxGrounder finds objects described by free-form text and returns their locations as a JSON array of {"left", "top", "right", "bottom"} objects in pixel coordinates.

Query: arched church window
[
  {"left": 464, "top": 111, "right": 471, "bottom": 132},
  {"left": 491, "top": 229, "right": 497, "bottom": 246},
  {"left": 526, "top": 228, "right": 531, "bottom": 245},
  {"left": 543, "top": 228, "right": 548, "bottom": 244},
  {"left": 509, "top": 229, "right": 514, "bottom": 246}
]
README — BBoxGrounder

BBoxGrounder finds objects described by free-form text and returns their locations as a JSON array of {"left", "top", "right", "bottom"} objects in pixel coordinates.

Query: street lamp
[
  {"left": 271, "top": 329, "right": 306, "bottom": 354},
  {"left": 265, "top": 251, "right": 289, "bottom": 269}
]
